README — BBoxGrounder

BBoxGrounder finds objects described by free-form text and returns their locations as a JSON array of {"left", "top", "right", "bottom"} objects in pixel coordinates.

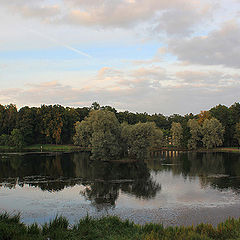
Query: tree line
[{"left": 0, "top": 102, "right": 240, "bottom": 151}]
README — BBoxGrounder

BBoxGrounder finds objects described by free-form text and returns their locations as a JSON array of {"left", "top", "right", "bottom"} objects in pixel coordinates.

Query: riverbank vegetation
[
  {"left": 0, "top": 102, "right": 239, "bottom": 154},
  {"left": 0, "top": 212, "right": 240, "bottom": 240}
]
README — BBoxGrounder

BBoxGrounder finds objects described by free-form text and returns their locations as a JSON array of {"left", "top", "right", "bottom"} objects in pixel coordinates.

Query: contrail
[{"left": 26, "top": 28, "right": 92, "bottom": 58}]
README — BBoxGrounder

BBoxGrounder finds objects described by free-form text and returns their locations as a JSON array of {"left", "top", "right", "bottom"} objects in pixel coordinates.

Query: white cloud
[
  {"left": 0, "top": 0, "right": 212, "bottom": 36},
  {"left": 1, "top": 65, "right": 240, "bottom": 115},
  {"left": 153, "top": 3, "right": 211, "bottom": 36},
  {"left": 168, "top": 20, "right": 240, "bottom": 68}
]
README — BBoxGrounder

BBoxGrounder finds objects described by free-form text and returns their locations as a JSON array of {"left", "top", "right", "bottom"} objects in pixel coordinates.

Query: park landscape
[{"left": 1, "top": 0, "right": 240, "bottom": 238}]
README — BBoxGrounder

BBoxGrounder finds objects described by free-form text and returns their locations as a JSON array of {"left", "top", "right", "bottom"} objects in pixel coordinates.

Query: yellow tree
[{"left": 198, "top": 111, "right": 211, "bottom": 125}]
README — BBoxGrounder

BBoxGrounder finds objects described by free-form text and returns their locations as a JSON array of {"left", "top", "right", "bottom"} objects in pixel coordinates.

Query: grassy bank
[
  {"left": 0, "top": 144, "right": 91, "bottom": 152},
  {"left": 0, "top": 146, "right": 15, "bottom": 150},
  {"left": 24, "top": 144, "right": 90, "bottom": 152},
  {"left": 195, "top": 147, "right": 240, "bottom": 153},
  {"left": 215, "top": 147, "right": 240, "bottom": 153},
  {"left": 0, "top": 213, "right": 240, "bottom": 240}
]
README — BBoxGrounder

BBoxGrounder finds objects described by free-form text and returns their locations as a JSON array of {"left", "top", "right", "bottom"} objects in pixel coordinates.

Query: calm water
[{"left": 0, "top": 151, "right": 240, "bottom": 226}]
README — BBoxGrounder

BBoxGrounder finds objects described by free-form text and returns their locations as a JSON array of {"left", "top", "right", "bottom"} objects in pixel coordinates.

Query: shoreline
[{"left": 1, "top": 144, "right": 240, "bottom": 153}]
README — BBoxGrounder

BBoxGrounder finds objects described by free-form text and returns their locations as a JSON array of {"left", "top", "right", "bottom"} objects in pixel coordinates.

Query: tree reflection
[
  {"left": 147, "top": 151, "right": 240, "bottom": 193},
  {"left": 81, "top": 182, "right": 119, "bottom": 210},
  {"left": 1, "top": 150, "right": 239, "bottom": 209},
  {"left": 0, "top": 152, "right": 161, "bottom": 209},
  {"left": 80, "top": 160, "right": 161, "bottom": 210}
]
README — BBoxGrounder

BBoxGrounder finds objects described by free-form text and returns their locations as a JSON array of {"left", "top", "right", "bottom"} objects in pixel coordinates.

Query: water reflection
[
  {"left": 147, "top": 151, "right": 240, "bottom": 193},
  {"left": 0, "top": 152, "right": 161, "bottom": 209},
  {"left": 0, "top": 151, "right": 240, "bottom": 211},
  {"left": 1, "top": 151, "right": 240, "bottom": 225}
]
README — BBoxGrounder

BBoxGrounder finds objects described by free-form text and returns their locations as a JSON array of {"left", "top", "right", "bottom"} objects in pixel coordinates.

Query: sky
[{"left": 0, "top": 0, "right": 240, "bottom": 115}]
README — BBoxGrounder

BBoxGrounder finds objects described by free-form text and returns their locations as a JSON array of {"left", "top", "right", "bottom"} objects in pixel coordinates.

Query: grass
[
  {"left": 24, "top": 144, "right": 87, "bottom": 152},
  {"left": 214, "top": 147, "right": 240, "bottom": 153},
  {"left": 0, "top": 213, "right": 240, "bottom": 240},
  {"left": 0, "top": 146, "right": 15, "bottom": 150},
  {"left": 0, "top": 144, "right": 91, "bottom": 152}
]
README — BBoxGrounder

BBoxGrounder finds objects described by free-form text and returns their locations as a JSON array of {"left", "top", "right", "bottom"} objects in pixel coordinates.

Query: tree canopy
[
  {"left": 0, "top": 101, "right": 239, "bottom": 151},
  {"left": 170, "top": 122, "right": 183, "bottom": 148},
  {"left": 74, "top": 110, "right": 164, "bottom": 160}
]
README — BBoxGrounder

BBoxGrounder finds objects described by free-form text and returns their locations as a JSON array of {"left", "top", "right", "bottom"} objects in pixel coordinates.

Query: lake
[{"left": 0, "top": 151, "right": 239, "bottom": 226}]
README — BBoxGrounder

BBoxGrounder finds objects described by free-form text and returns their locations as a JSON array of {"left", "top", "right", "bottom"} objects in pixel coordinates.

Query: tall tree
[
  {"left": 229, "top": 102, "right": 240, "bottom": 146},
  {"left": 73, "top": 120, "right": 92, "bottom": 148},
  {"left": 9, "top": 129, "right": 25, "bottom": 149},
  {"left": 2, "top": 104, "right": 17, "bottom": 135},
  {"left": 51, "top": 105, "right": 64, "bottom": 144},
  {"left": 187, "top": 119, "right": 202, "bottom": 150},
  {"left": 201, "top": 118, "right": 225, "bottom": 149},
  {"left": 170, "top": 122, "right": 183, "bottom": 148},
  {"left": 235, "top": 122, "right": 240, "bottom": 146},
  {"left": 210, "top": 104, "right": 231, "bottom": 146},
  {"left": 74, "top": 110, "right": 122, "bottom": 160},
  {"left": 90, "top": 110, "right": 122, "bottom": 160},
  {"left": 17, "top": 106, "right": 38, "bottom": 145},
  {"left": 122, "top": 122, "right": 163, "bottom": 159},
  {"left": 61, "top": 107, "right": 80, "bottom": 144}
]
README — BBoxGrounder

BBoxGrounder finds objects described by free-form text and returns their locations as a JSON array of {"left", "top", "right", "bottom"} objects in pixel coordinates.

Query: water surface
[{"left": 0, "top": 151, "right": 239, "bottom": 226}]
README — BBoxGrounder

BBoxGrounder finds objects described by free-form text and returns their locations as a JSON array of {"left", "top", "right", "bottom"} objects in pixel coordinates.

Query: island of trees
[{"left": 0, "top": 102, "right": 240, "bottom": 159}]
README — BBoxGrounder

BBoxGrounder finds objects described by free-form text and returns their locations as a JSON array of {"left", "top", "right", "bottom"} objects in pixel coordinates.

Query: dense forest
[{"left": 0, "top": 102, "right": 240, "bottom": 151}]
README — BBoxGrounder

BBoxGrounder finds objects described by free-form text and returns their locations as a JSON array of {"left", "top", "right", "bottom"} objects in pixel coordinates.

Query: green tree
[
  {"left": 116, "top": 111, "right": 139, "bottom": 125},
  {"left": 91, "top": 102, "right": 100, "bottom": 110},
  {"left": 235, "top": 122, "right": 240, "bottom": 145},
  {"left": 73, "top": 120, "right": 92, "bottom": 147},
  {"left": 229, "top": 102, "right": 240, "bottom": 124},
  {"left": 170, "top": 122, "right": 183, "bottom": 148},
  {"left": 73, "top": 110, "right": 122, "bottom": 160},
  {"left": 121, "top": 122, "right": 163, "bottom": 159},
  {"left": 61, "top": 107, "right": 81, "bottom": 144},
  {"left": 0, "top": 134, "right": 10, "bottom": 146},
  {"left": 210, "top": 104, "right": 231, "bottom": 146},
  {"left": 0, "top": 104, "right": 17, "bottom": 135},
  {"left": 201, "top": 118, "right": 225, "bottom": 149},
  {"left": 101, "top": 105, "right": 117, "bottom": 114},
  {"left": 17, "top": 106, "right": 38, "bottom": 145},
  {"left": 9, "top": 129, "right": 25, "bottom": 149},
  {"left": 90, "top": 110, "right": 122, "bottom": 160},
  {"left": 229, "top": 102, "right": 240, "bottom": 146},
  {"left": 187, "top": 119, "right": 202, "bottom": 150},
  {"left": 75, "top": 107, "right": 90, "bottom": 122}
]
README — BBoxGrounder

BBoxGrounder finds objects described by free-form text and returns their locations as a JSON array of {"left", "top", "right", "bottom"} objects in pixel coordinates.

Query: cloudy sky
[{"left": 1, "top": 0, "right": 240, "bottom": 115}]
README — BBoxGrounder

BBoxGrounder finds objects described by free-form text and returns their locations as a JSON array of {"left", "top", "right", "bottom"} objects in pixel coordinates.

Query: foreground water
[{"left": 0, "top": 151, "right": 239, "bottom": 226}]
